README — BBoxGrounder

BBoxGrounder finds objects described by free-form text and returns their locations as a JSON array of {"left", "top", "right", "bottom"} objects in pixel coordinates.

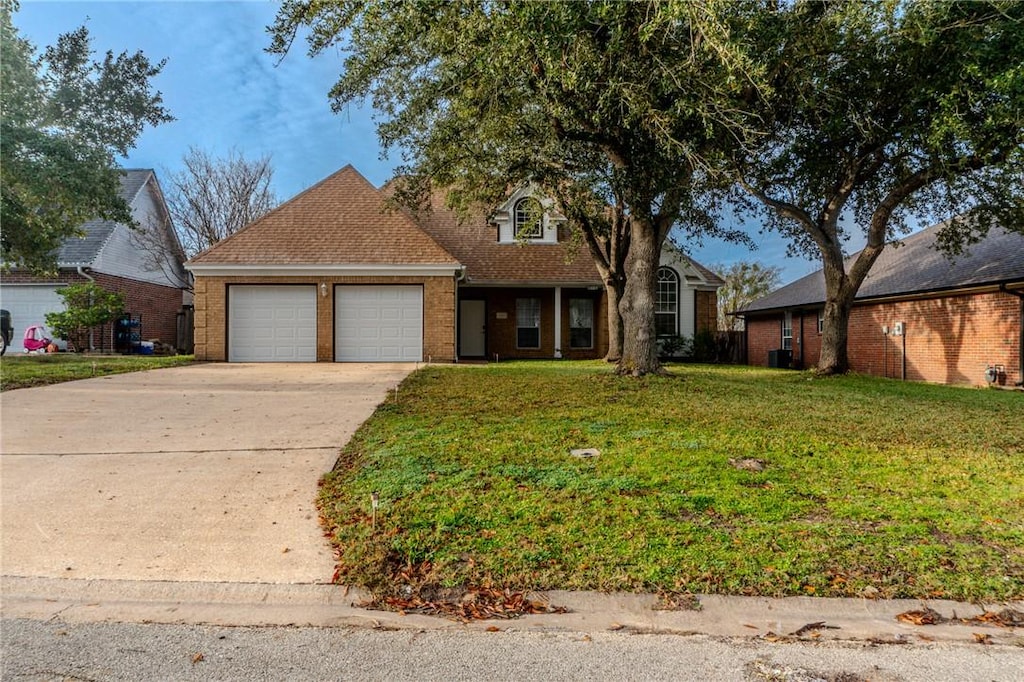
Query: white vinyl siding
[
  {"left": 335, "top": 285, "right": 423, "bottom": 362},
  {"left": 228, "top": 285, "right": 317, "bottom": 362}
]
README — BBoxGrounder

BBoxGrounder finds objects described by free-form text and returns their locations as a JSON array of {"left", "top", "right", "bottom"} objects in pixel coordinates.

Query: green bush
[{"left": 44, "top": 283, "right": 125, "bottom": 351}]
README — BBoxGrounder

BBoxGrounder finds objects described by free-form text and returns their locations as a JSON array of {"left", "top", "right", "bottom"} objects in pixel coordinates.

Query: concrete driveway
[{"left": 0, "top": 363, "right": 413, "bottom": 584}]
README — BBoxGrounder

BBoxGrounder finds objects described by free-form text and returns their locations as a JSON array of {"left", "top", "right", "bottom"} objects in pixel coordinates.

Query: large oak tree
[
  {"left": 0, "top": 1, "right": 173, "bottom": 274},
  {"left": 733, "top": 1, "right": 1024, "bottom": 374},
  {"left": 270, "top": 0, "right": 757, "bottom": 374}
]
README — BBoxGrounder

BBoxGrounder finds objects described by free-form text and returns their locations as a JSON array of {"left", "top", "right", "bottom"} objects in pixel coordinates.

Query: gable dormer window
[{"left": 513, "top": 198, "right": 543, "bottom": 239}]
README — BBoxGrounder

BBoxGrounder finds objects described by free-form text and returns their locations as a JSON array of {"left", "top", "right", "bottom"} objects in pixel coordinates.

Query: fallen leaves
[
  {"left": 359, "top": 587, "right": 569, "bottom": 622},
  {"left": 895, "top": 607, "right": 1024, "bottom": 629}
]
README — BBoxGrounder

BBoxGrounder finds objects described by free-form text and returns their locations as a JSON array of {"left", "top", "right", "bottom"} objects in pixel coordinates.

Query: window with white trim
[
  {"left": 782, "top": 311, "right": 793, "bottom": 350},
  {"left": 513, "top": 198, "right": 543, "bottom": 239},
  {"left": 569, "top": 298, "right": 594, "bottom": 349},
  {"left": 655, "top": 267, "right": 679, "bottom": 336},
  {"left": 516, "top": 297, "right": 541, "bottom": 349},
  {"left": 817, "top": 310, "right": 824, "bottom": 334}
]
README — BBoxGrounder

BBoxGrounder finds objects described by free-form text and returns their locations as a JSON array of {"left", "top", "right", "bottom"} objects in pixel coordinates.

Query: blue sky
[{"left": 16, "top": 0, "right": 821, "bottom": 282}]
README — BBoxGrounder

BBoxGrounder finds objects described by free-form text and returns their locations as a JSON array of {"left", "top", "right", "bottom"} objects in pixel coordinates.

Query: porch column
[{"left": 554, "top": 286, "right": 562, "bottom": 358}]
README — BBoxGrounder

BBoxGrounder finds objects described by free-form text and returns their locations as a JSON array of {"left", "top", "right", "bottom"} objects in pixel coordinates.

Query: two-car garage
[{"left": 227, "top": 284, "right": 423, "bottom": 363}]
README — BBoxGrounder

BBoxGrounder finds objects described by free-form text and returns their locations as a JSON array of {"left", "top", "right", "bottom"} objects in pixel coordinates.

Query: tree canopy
[
  {"left": 733, "top": 0, "right": 1024, "bottom": 373},
  {"left": 0, "top": 1, "right": 172, "bottom": 274},
  {"left": 270, "top": 0, "right": 759, "bottom": 374},
  {"left": 715, "top": 261, "right": 782, "bottom": 332}
]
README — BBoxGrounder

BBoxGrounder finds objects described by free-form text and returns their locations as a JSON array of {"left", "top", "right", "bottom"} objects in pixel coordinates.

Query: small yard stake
[{"left": 371, "top": 492, "right": 379, "bottom": 530}]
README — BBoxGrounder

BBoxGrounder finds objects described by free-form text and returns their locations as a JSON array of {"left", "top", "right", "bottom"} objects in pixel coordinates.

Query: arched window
[
  {"left": 513, "top": 198, "right": 543, "bottom": 239},
  {"left": 655, "top": 267, "right": 679, "bottom": 336}
]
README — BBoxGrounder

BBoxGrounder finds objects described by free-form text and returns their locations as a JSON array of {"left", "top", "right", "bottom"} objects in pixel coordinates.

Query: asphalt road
[{"left": 3, "top": 618, "right": 1022, "bottom": 681}]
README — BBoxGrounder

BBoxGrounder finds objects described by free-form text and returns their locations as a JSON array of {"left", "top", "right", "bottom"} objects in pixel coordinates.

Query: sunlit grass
[{"left": 320, "top": 362, "right": 1024, "bottom": 600}]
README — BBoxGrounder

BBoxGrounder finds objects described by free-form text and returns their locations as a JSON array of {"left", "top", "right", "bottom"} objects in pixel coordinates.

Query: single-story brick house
[
  {"left": 737, "top": 220, "right": 1024, "bottom": 387},
  {"left": 186, "top": 166, "right": 722, "bottom": 363},
  {"left": 0, "top": 169, "right": 188, "bottom": 353}
]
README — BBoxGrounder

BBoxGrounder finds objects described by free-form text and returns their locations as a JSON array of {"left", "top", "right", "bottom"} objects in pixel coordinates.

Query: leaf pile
[
  {"left": 359, "top": 588, "right": 569, "bottom": 622},
  {"left": 896, "top": 607, "right": 1024, "bottom": 628}
]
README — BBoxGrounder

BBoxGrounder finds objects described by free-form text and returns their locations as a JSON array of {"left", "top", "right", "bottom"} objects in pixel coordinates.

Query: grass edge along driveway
[
  {"left": 318, "top": 362, "right": 1023, "bottom": 602},
  {"left": 1, "top": 354, "right": 195, "bottom": 391}
]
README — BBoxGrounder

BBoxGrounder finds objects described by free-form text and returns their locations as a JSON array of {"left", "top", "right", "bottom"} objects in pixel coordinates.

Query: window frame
[
  {"left": 513, "top": 198, "right": 544, "bottom": 239},
  {"left": 782, "top": 311, "right": 793, "bottom": 350},
  {"left": 655, "top": 267, "right": 679, "bottom": 337},
  {"left": 516, "top": 297, "right": 541, "bottom": 349},
  {"left": 817, "top": 310, "right": 824, "bottom": 334},
  {"left": 568, "top": 298, "right": 594, "bottom": 350}
]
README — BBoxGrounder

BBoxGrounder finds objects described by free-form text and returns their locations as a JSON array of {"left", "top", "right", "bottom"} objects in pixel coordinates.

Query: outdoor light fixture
[{"left": 320, "top": 283, "right": 328, "bottom": 297}]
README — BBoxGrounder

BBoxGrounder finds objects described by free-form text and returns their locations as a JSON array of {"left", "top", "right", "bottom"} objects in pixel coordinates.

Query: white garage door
[
  {"left": 335, "top": 285, "right": 422, "bottom": 362},
  {"left": 0, "top": 284, "right": 65, "bottom": 353},
  {"left": 228, "top": 285, "right": 317, "bottom": 362}
]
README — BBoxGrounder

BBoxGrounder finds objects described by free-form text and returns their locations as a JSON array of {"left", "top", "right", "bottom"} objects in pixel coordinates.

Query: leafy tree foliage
[
  {"left": 0, "top": 1, "right": 172, "bottom": 274},
  {"left": 714, "top": 261, "right": 782, "bottom": 332},
  {"left": 270, "top": 0, "right": 757, "bottom": 374},
  {"left": 733, "top": 1, "right": 1024, "bottom": 374},
  {"left": 44, "top": 282, "right": 125, "bottom": 351}
]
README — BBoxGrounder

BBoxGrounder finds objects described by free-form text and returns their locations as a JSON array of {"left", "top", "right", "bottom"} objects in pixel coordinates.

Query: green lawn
[
  {"left": 320, "top": 362, "right": 1024, "bottom": 602},
  {"left": 0, "top": 353, "right": 195, "bottom": 390}
]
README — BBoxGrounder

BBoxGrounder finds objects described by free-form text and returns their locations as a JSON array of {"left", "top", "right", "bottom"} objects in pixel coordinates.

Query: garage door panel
[
  {"left": 229, "top": 286, "right": 316, "bottom": 362},
  {"left": 0, "top": 285, "right": 67, "bottom": 352},
  {"left": 335, "top": 285, "right": 422, "bottom": 362}
]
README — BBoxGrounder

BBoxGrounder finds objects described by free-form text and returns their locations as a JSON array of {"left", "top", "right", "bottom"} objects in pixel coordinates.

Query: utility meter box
[{"left": 893, "top": 322, "right": 905, "bottom": 336}]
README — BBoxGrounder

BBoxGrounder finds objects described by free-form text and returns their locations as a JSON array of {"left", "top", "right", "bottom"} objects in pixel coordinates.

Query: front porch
[{"left": 456, "top": 285, "right": 607, "bottom": 361}]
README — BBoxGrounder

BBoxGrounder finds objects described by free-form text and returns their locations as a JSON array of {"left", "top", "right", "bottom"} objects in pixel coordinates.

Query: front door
[{"left": 459, "top": 299, "right": 486, "bottom": 357}]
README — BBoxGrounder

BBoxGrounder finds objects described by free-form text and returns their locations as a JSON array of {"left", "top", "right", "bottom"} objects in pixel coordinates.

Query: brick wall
[
  {"left": 458, "top": 286, "right": 607, "bottom": 361},
  {"left": 193, "top": 275, "right": 456, "bottom": 362},
  {"left": 2, "top": 269, "right": 182, "bottom": 351},
  {"left": 90, "top": 272, "right": 183, "bottom": 348},
  {"left": 744, "top": 288, "right": 1022, "bottom": 386}
]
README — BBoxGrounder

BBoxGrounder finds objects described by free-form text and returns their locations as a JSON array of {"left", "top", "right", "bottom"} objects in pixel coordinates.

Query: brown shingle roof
[
  {"left": 189, "top": 166, "right": 458, "bottom": 266},
  {"left": 413, "top": 189, "right": 603, "bottom": 285}
]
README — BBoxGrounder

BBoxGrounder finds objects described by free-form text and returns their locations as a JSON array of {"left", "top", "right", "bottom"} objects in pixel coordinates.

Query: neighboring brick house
[
  {"left": 0, "top": 169, "right": 188, "bottom": 353},
  {"left": 737, "top": 221, "right": 1024, "bottom": 387},
  {"left": 186, "top": 166, "right": 722, "bottom": 363}
]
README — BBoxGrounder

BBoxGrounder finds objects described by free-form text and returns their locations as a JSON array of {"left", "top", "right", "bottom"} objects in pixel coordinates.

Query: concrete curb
[{"left": 3, "top": 576, "right": 1021, "bottom": 648}]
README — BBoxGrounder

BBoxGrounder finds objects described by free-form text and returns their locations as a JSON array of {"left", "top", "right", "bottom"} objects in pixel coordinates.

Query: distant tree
[
  {"left": 269, "top": 0, "right": 758, "bottom": 375},
  {"left": 714, "top": 262, "right": 782, "bottom": 332},
  {"left": 167, "top": 147, "right": 277, "bottom": 258},
  {"left": 44, "top": 282, "right": 124, "bottom": 351},
  {"left": 732, "top": 1, "right": 1024, "bottom": 374},
  {"left": 0, "top": 1, "right": 172, "bottom": 274}
]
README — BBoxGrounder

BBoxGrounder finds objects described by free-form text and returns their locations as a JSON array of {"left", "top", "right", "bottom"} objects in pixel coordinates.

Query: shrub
[{"left": 44, "top": 283, "right": 125, "bottom": 351}]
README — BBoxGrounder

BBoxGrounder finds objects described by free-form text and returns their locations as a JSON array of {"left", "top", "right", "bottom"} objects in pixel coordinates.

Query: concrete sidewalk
[
  {"left": 3, "top": 576, "right": 1021, "bottom": 648},
  {"left": 0, "top": 363, "right": 413, "bottom": 583}
]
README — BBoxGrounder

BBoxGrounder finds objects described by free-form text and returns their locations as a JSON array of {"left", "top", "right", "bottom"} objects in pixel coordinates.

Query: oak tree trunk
[
  {"left": 604, "top": 276, "right": 625, "bottom": 362},
  {"left": 617, "top": 220, "right": 663, "bottom": 375},
  {"left": 817, "top": 258, "right": 855, "bottom": 375}
]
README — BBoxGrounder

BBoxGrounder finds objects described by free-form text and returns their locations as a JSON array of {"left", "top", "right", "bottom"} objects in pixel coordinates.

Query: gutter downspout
[
  {"left": 77, "top": 266, "right": 96, "bottom": 351},
  {"left": 1000, "top": 284, "right": 1024, "bottom": 386}
]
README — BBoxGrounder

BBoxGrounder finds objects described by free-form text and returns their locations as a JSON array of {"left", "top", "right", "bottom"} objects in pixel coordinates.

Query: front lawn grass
[
  {"left": 320, "top": 362, "right": 1024, "bottom": 602},
  {"left": 0, "top": 353, "right": 195, "bottom": 391}
]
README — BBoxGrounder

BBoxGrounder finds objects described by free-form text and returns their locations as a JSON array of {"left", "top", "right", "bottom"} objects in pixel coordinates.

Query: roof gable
[
  {"left": 57, "top": 169, "right": 152, "bottom": 266},
  {"left": 189, "top": 166, "right": 458, "bottom": 266},
  {"left": 741, "top": 220, "right": 1024, "bottom": 314},
  {"left": 413, "top": 188, "right": 601, "bottom": 285}
]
